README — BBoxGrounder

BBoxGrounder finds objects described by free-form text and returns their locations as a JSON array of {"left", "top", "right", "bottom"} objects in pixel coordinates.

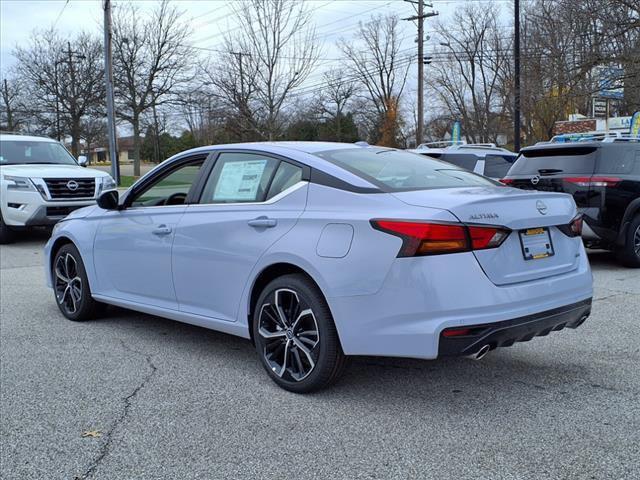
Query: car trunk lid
[{"left": 392, "top": 186, "right": 581, "bottom": 285}]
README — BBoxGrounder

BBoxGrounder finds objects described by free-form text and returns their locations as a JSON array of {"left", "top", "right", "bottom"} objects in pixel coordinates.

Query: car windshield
[
  {"left": 314, "top": 148, "right": 496, "bottom": 191},
  {"left": 0, "top": 140, "right": 78, "bottom": 166}
]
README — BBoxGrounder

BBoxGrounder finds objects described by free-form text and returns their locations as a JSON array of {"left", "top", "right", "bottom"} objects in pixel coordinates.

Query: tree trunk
[
  {"left": 71, "top": 117, "right": 81, "bottom": 157},
  {"left": 132, "top": 116, "right": 141, "bottom": 177},
  {"left": 3, "top": 80, "right": 13, "bottom": 131}
]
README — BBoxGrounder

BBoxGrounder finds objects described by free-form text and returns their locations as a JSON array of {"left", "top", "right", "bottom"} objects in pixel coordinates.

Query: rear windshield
[
  {"left": 0, "top": 140, "right": 77, "bottom": 166},
  {"left": 314, "top": 148, "right": 495, "bottom": 192},
  {"left": 484, "top": 154, "right": 515, "bottom": 178},
  {"left": 508, "top": 146, "right": 597, "bottom": 175}
]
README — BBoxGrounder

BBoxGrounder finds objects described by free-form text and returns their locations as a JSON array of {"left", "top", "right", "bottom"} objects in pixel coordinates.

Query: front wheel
[
  {"left": 617, "top": 215, "right": 640, "bottom": 268},
  {"left": 53, "top": 243, "right": 104, "bottom": 320},
  {"left": 252, "top": 274, "right": 347, "bottom": 393}
]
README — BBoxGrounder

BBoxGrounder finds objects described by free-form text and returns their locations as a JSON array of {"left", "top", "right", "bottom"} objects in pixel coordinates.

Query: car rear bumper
[
  {"left": 438, "top": 298, "right": 591, "bottom": 357},
  {"left": 328, "top": 245, "right": 593, "bottom": 360}
]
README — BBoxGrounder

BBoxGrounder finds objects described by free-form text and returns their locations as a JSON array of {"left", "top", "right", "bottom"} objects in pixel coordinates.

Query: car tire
[
  {"left": 0, "top": 212, "right": 16, "bottom": 244},
  {"left": 617, "top": 215, "right": 640, "bottom": 268},
  {"left": 252, "top": 274, "right": 348, "bottom": 393},
  {"left": 52, "top": 243, "right": 105, "bottom": 321}
]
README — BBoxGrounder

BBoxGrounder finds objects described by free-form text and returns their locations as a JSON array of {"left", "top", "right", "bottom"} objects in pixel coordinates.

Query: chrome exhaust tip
[{"left": 467, "top": 344, "right": 491, "bottom": 361}]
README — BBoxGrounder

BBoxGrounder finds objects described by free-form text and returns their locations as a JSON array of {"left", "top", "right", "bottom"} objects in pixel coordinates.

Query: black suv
[{"left": 502, "top": 136, "right": 640, "bottom": 267}]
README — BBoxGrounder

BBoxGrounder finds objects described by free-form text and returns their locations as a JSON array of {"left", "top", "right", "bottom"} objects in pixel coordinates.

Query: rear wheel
[
  {"left": 53, "top": 243, "right": 104, "bottom": 320},
  {"left": 252, "top": 274, "right": 347, "bottom": 393},
  {"left": 0, "top": 212, "right": 16, "bottom": 244},
  {"left": 617, "top": 215, "right": 640, "bottom": 268}
]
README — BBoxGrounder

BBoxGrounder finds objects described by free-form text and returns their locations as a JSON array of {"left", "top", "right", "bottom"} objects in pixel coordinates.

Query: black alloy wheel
[{"left": 253, "top": 274, "right": 347, "bottom": 393}]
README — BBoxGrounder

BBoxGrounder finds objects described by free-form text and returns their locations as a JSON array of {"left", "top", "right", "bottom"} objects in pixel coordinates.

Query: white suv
[{"left": 0, "top": 133, "right": 116, "bottom": 243}]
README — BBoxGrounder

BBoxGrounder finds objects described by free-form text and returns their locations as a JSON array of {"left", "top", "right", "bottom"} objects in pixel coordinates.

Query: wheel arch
[
  {"left": 49, "top": 235, "right": 76, "bottom": 274},
  {"left": 246, "top": 262, "right": 331, "bottom": 345},
  {"left": 617, "top": 198, "right": 640, "bottom": 246}
]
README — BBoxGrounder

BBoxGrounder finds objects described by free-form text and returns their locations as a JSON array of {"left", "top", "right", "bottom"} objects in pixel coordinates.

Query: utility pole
[
  {"left": 403, "top": 1, "right": 438, "bottom": 147},
  {"left": 53, "top": 62, "right": 61, "bottom": 141},
  {"left": 103, "top": 0, "right": 119, "bottom": 185},
  {"left": 514, "top": 0, "right": 521, "bottom": 152},
  {"left": 51, "top": 48, "right": 84, "bottom": 146}
]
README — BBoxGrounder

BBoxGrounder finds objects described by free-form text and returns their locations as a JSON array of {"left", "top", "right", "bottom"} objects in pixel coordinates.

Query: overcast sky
[
  {"left": 0, "top": 0, "right": 515, "bottom": 70},
  {"left": 0, "top": 0, "right": 513, "bottom": 128}
]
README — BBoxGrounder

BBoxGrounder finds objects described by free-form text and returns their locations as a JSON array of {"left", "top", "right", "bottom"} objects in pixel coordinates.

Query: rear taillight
[
  {"left": 499, "top": 178, "right": 515, "bottom": 185},
  {"left": 563, "top": 176, "right": 621, "bottom": 187},
  {"left": 558, "top": 214, "right": 583, "bottom": 238},
  {"left": 371, "top": 220, "right": 511, "bottom": 257},
  {"left": 468, "top": 226, "right": 511, "bottom": 250}
]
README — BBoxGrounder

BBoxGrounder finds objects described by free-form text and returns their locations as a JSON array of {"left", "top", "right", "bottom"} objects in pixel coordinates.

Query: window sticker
[{"left": 213, "top": 159, "right": 268, "bottom": 201}]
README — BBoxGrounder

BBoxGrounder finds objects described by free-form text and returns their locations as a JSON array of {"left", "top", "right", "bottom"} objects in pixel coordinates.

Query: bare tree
[
  {"left": 429, "top": 3, "right": 510, "bottom": 144},
  {"left": 201, "top": 45, "right": 261, "bottom": 141},
  {"left": 215, "top": 0, "right": 319, "bottom": 140},
  {"left": 0, "top": 74, "right": 26, "bottom": 131},
  {"left": 317, "top": 69, "right": 358, "bottom": 141},
  {"left": 341, "top": 15, "right": 411, "bottom": 146},
  {"left": 112, "top": 0, "right": 194, "bottom": 175},
  {"left": 80, "top": 116, "right": 107, "bottom": 155},
  {"left": 13, "top": 30, "right": 104, "bottom": 155}
]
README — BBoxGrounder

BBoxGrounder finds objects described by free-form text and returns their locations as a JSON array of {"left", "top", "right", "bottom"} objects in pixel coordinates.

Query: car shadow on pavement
[
  {"left": 99, "top": 305, "right": 592, "bottom": 408},
  {"left": 586, "top": 249, "right": 629, "bottom": 271}
]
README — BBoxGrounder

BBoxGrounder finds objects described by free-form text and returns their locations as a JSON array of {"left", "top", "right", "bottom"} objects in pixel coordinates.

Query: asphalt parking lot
[{"left": 1, "top": 232, "right": 639, "bottom": 480}]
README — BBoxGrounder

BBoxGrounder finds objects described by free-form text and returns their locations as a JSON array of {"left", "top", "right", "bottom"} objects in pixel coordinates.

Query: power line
[{"left": 52, "top": 0, "right": 70, "bottom": 29}]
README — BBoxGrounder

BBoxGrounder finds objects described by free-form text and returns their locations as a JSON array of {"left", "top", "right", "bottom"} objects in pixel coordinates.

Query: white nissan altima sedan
[{"left": 44, "top": 142, "right": 593, "bottom": 392}]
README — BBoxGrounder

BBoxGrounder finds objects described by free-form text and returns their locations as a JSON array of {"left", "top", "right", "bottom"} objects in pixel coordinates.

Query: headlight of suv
[
  {"left": 98, "top": 176, "right": 117, "bottom": 193},
  {"left": 4, "top": 175, "right": 36, "bottom": 191}
]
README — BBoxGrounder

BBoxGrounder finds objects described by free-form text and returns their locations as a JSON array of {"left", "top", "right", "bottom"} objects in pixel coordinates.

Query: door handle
[
  {"left": 152, "top": 225, "right": 172, "bottom": 236},
  {"left": 248, "top": 216, "right": 277, "bottom": 228}
]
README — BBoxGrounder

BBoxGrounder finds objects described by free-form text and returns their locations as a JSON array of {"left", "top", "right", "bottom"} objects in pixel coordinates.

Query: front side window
[
  {"left": 200, "top": 153, "right": 280, "bottom": 204},
  {"left": 315, "top": 148, "right": 495, "bottom": 192},
  {"left": 0, "top": 140, "right": 77, "bottom": 166},
  {"left": 131, "top": 161, "right": 203, "bottom": 207}
]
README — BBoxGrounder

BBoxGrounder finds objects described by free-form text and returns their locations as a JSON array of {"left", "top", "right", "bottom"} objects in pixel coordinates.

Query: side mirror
[
  {"left": 78, "top": 155, "right": 88, "bottom": 167},
  {"left": 97, "top": 190, "right": 119, "bottom": 210}
]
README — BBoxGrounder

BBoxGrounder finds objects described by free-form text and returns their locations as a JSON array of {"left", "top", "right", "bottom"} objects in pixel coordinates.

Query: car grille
[
  {"left": 46, "top": 206, "right": 83, "bottom": 217},
  {"left": 44, "top": 178, "right": 95, "bottom": 199}
]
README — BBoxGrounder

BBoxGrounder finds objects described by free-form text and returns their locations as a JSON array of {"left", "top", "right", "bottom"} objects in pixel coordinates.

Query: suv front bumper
[
  {"left": 2, "top": 190, "right": 95, "bottom": 227},
  {"left": 438, "top": 298, "right": 592, "bottom": 357}
]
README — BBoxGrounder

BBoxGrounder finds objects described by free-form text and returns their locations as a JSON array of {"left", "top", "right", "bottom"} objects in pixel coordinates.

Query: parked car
[
  {"left": 0, "top": 133, "right": 116, "bottom": 243},
  {"left": 45, "top": 142, "right": 593, "bottom": 392},
  {"left": 410, "top": 142, "right": 517, "bottom": 180},
  {"left": 502, "top": 133, "right": 640, "bottom": 267}
]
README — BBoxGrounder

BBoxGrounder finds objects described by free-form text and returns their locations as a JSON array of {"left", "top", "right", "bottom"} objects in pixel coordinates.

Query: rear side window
[
  {"left": 484, "top": 155, "right": 513, "bottom": 178},
  {"left": 200, "top": 153, "right": 278, "bottom": 204},
  {"left": 314, "top": 148, "right": 495, "bottom": 192},
  {"left": 439, "top": 153, "right": 478, "bottom": 171},
  {"left": 596, "top": 146, "right": 638, "bottom": 175},
  {"left": 267, "top": 161, "right": 303, "bottom": 199},
  {"left": 508, "top": 146, "right": 598, "bottom": 175}
]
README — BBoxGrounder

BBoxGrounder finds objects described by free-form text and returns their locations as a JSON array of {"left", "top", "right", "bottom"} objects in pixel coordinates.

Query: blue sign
[
  {"left": 452, "top": 121, "right": 461, "bottom": 143},
  {"left": 598, "top": 67, "right": 624, "bottom": 100}
]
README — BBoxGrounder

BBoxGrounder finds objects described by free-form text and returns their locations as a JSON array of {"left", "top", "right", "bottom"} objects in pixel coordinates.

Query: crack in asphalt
[{"left": 76, "top": 340, "right": 157, "bottom": 480}]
